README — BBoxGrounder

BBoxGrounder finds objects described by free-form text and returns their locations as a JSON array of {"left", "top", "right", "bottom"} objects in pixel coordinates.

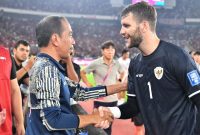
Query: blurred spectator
[
  {"left": 80, "top": 40, "right": 125, "bottom": 135},
  {"left": 0, "top": 46, "right": 25, "bottom": 135},
  {"left": 193, "top": 51, "right": 200, "bottom": 71},
  {"left": 12, "top": 40, "right": 36, "bottom": 132}
]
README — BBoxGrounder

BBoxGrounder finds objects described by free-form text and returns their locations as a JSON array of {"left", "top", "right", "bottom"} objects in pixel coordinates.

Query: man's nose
[
  {"left": 72, "top": 37, "right": 75, "bottom": 45},
  {"left": 120, "top": 27, "right": 124, "bottom": 35}
]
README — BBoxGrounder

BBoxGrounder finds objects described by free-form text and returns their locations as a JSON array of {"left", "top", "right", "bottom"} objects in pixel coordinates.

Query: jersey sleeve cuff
[{"left": 108, "top": 107, "right": 121, "bottom": 118}]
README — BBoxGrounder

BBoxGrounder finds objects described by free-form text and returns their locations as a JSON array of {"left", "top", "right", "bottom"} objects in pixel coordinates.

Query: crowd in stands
[
  {"left": 0, "top": 13, "right": 37, "bottom": 52},
  {"left": 0, "top": 0, "right": 122, "bottom": 16},
  {"left": 157, "top": 24, "right": 200, "bottom": 51},
  {"left": 0, "top": 13, "right": 125, "bottom": 57},
  {"left": 157, "top": 0, "right": 200, "bottom": 18},
  {"left": 0, "top": 0, "right": 200, "bottom": 18},
  {"left": 0, "top": 0, "right": 199, "bottom": 58}
]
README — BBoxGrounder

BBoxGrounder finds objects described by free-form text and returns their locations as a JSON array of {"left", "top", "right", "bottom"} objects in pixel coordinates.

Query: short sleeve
[
  {"left": 84, "top": 61, "right": 96, "bottom": 74},
  {"left": 10, "top": 55, "right": 16, "bottom": 80}
]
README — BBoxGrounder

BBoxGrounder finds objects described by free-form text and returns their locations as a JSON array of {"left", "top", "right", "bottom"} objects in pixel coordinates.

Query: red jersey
[{"left": 0, "top": 46, "right": 12, "bottom": 135}]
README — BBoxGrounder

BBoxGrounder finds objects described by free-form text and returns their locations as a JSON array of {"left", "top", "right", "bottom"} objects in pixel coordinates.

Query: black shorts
[{"left": 131, "top": 113, "right": 144, "bottom": 126}]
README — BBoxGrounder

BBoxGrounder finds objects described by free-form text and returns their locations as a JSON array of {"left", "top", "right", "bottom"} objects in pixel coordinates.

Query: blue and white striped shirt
[{"left": 26, "top": 53, "right": 107, "bottom": 135}]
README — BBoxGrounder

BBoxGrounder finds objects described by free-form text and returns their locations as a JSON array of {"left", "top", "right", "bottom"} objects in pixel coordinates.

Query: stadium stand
[{"left": 0, "top": 0, "right": 199, "bottom": 58}]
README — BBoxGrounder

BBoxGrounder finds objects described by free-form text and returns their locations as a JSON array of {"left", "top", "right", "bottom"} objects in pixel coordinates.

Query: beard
[
  {"left": 128, "top": 27, "right": 143, "bottom": 48},
  {"left": 16, "top": 56, "right": 26, "bottom": 63}
]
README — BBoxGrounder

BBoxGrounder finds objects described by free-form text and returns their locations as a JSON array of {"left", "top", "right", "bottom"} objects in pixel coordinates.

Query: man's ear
[
  {"left": 101, "top": 49, "right": 104, "bottom": 55},
  {"left": 50, "top": 33, "right": 60, "bottom": 47},
  {"left": 140, "top": 21, "right": 149, "bottom": 33},
  {"left": 13, "top": 48, "right": 17, "bottom": 54}
]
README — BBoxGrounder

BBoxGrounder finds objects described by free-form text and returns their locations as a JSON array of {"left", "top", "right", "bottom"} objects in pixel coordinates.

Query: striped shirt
[{"left": 29, "top": 54, "right": 107, "bottom": 110}]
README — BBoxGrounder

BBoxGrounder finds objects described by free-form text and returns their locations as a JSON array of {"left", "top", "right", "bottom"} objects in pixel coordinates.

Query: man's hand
[
  {"left": 93, "top": 107, "right": 114, "bottom": 129},
  {"left": 15, "top": 123, "right": 25, "bottom": 135},
  {"left": 78, "top": 107, "right": 113, "bottom": 128},
  {"left": 61, "top": 53, "right": 72, "bottom": 63},
  {"left": 25, "top": 56, "right": 36, "bottom": 70},
  {"left": 0, "top": 109, "right": 6, "bottom": 126}
]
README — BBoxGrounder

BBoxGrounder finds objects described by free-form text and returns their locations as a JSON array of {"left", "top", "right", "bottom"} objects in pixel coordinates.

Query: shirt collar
[
  {"left": 37, "top": 53, "right": 65, "bottom": 73},
  {"left": 99, "top": 57, "right": 116, "bottom": 65}
]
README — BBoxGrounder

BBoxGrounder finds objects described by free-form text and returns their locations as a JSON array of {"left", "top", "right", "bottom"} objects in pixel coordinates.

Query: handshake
[{"left": 92, "top": 107, "right": 114, "bottom": 129}]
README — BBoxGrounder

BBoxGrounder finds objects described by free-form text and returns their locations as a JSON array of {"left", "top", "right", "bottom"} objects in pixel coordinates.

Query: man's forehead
[
  {"left": 62, "top": 20, "right": 73, "bottom": 32},
  {"left": 103, "top": 46, "right": 115, "bottom": 50},
  {"left": 18, "top": 44, "right": 30, "bottom": 49},
  {"left": 122, "top": 13, "right": 135, "bottom": 20}
]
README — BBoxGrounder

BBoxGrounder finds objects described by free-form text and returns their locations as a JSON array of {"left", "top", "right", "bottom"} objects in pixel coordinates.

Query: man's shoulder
[
  {"left": 13, "top": 58, "right": 22, "bottom": 70},
  {"left": 36, "top": 57, "right": 53, "bottom": 66},
  {"left": 132, "top": 53, "right": 142, "bottom": 62},
  {"left": 0, "top": 46, "right": 9, "bottom": 51},
  {"left": 113, "top": 59, "right": 121, "bottom": 66},
  {"left": 88, "top": 57, "right": 103, "bottom": 66},
  {"left": 160, "top": 40, "right": 188, "bottom": 62},
  {"left": 94, "top": 57, "right": 103, "bottom": 63},
  {"left": 32, "top": 57, "right": 58, "bottom": 74},
  {"left": 160, "top": 40, "right": 182, "bottom": 53},
  {"left": 0, "top": 46, "right": 10, "bottom": 58}
]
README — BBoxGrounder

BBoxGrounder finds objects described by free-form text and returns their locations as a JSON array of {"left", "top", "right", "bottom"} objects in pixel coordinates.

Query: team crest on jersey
[{"left": 154, "top": 67, "right": 164, "bottom": 80}]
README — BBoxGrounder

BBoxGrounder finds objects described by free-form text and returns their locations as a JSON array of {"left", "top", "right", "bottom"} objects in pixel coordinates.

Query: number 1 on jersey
[{"left": 147, "top": 81, "right": 153, "bottom": 99}]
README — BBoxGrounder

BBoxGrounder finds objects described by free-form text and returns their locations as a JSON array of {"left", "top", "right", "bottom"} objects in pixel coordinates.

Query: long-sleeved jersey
[
  {"left": 26, "top": 53, "right": 107, "bottom": 135},
  {"left": 120, "top": 40, "right": 200, "bottom": 135}
]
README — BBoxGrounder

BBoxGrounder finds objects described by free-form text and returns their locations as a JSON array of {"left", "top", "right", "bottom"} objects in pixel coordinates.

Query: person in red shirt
[{"left": 0, "top": 46, "right": 25, "bottom": 135}]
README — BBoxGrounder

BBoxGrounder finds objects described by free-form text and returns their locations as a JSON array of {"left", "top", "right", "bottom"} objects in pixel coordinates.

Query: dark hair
[
  {"left": 189, "top": 50, "right": 196, "bottom": 56},
  {"left": 101, "top": 40, "right": 115, "bottom": 50},
  {"left": 36, "top": 15, "right": 66, "bottom": 47},
  {"left": 194, "top": 51, "right": 200, "bottom": 56},
  {"left": 121, "top": 1, "right": 157, "bottom": 31},
  {"left": 189, "top": 51, "right": 195, "bottom": 55},
  {"left": 14, "top": 40, "right": 29, "bottom": 49},
  {"left": 121, "top": 49, "right": 129, "bottom": 55}
]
